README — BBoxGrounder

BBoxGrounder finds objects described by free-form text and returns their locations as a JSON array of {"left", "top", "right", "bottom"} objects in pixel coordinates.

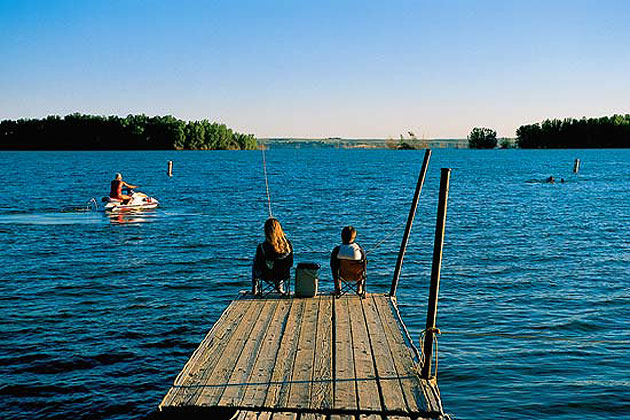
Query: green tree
[
  {"left": 0, "top": 113, "right": 258, "bottom": 150},
  {"left": 468, "top": 127, "right": 497, "bottom": 149},
  {"left": 234, "top": 132, "right": 257, "bottom": 150},
  {"left": 516, "top": 114, "right": 630, "bottom": 148},
  {"left": 183, "top": 121, "right": 205, "bottom": 150},
  {"left": 499, "top": 138, "right": 514, "bottom": 149}
]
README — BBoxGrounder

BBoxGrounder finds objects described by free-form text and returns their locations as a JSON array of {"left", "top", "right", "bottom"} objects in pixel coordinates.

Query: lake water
[{"left": 0, "top": 149, "right": 628, "bottom": 420}]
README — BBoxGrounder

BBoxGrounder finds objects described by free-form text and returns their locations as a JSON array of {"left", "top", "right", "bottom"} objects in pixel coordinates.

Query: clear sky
[{"left": 1, "top": 0, "right": 629, "bottom": 138}]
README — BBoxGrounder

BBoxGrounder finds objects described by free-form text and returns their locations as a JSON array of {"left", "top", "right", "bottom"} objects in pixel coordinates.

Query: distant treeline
[
  {"left": 517, "top": 114, "right": 630, "bottom": 148},
  {"left": 0, "top": 114, "right": 258, "bottom": 150}
]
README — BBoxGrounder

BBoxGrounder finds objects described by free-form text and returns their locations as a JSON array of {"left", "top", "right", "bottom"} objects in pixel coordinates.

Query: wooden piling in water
[
  {"left": 421, "top": 168, "right": 451, "bottom": 380},
  {"left": 573, "top": 158, "right": 580, "bottom": 173},
  {"left": 167, "top": 160, "right": 173, "bottom": 177},
  {"left": 389, "top": 149, "right": 432, "bottom": 297}
]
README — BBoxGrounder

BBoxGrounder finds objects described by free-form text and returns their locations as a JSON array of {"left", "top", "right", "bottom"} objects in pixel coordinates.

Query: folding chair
[
  {"left": 254, "top": 257, "right": 292, "bottom": 298},
  {"left": 336, "top": 258, "right": 366, "bottom": 298},
  {"left": 257, "top": 275, "right": 290, "bottom": 298}
]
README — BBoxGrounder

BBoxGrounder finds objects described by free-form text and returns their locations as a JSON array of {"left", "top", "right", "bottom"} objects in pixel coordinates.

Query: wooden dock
[{"left": 159, "top": 293, "right": 444, "bottom": 419}]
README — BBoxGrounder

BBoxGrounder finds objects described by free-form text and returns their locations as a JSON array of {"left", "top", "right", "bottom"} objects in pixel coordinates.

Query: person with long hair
[{"left": 252, "top": 218, "right": 293, "bottom": 296}]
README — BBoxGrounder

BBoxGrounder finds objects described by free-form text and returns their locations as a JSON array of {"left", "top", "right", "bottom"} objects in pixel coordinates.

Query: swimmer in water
[{"left": 546, "top": 176, "right": 555, "bottom": 184}]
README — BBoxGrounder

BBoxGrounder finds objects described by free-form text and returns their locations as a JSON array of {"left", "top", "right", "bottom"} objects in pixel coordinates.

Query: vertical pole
[
  {"left": 389, "top": 149, "right": 432, "bottom": 297},
  {"left": 421, "top": 167, "right": 451, "bottom": 380},
  {"left": 167, "top": 160, "right": 173, "bottom": 177},
  {"left": 573, "top": 158, "right": 580, "bottom": 174}
]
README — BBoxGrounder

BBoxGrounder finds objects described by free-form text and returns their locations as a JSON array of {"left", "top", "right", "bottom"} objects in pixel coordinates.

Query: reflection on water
[
  {"left": 0, "top": 212, "right": 103, "bottom": 225},
  {"left": 0, "top": 209, "right": 158, "bottom": 225},
  {"left": 106, "top": 209, "right": 158, "bottom": 225}
]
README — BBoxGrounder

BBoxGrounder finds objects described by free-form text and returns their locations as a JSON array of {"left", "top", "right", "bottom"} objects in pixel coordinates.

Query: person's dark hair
[{"left": 341, "top": 226, "right": 357, "bottom": 244}]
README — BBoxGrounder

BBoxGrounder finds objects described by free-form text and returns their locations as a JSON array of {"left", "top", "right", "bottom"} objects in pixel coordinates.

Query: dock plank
[
  {"left": 421, "top": 380, "right": 443, "bottom": 416},
  {"left": 309, "top": 295, "right": 333, "bottom": 410},
  {"left": 193, "top": 298, "right": 267, "bottom": 406},
  {"left": 334, "top": 296, "right": 358, "bottom": 411},
  {"left": 239, "top": 298, "right": 292, "bottom": 408},
  {"left": 160, "top": 296, "right": 251, "bottom": 408},
  {"left": 217, "top": 298, "right": 281, "bottom": 406},
  {"left": 235, "top": 410, "right": 259, "bottom": 420},
  {"left": 300, "top": 413, "right": 327, "bottom": 420},
  {"left": 160, "top": 293, "right": 443, "bottom": 418},
  {"left": 373, "top": 296, "right": 427, "bottom": 414},
  {"left": 348, "top": 297, "right": 381, "bottom": 411},
  {"left": 361, "top": 296, "right": 407, "bottom": 413},
  {"left": 287, "top": 297, "right": 320, "bottom": 408},
  {"left": 330, "top": 415, "right": 356, "bottom": 420},
  {"left": 264, "top": 298, "right": 307, "bottom": 407},
  {"left": 270, "top": 413, "right": 298, "bottom": 420}
]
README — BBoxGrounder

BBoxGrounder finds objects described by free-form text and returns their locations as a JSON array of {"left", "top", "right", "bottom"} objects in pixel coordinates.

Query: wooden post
[
  {"left": 421, "top": 167, "right": 451, "bottom": 380},
  {"left": 167, "top": 160, "right": 173, "bottom": 177},
  {"left": 573, "top": 158, "right": 580, "bottom": 173},
  {"left": 389, "top": 149, "right": 432, "bottom": 297}
]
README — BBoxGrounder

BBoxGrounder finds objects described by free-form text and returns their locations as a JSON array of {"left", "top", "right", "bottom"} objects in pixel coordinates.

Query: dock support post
[
  {"left": 167, "top": 160, "right": 173, "bottom": 177},
  {"left": 573, "top": 158, "right": 580, "bottom": 173},
  {"left": 389, "top": 149, "right": 432, "bottom": 297},
  {"left": 421, "top": 167, "right": 451, "bottom": 380}
]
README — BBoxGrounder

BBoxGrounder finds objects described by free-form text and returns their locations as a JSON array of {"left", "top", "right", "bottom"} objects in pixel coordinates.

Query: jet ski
[{"left": 102, "top": 190, "right": 159, "bottom": 212}]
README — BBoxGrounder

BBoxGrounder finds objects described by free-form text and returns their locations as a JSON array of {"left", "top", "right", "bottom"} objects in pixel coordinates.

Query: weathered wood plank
[
  {"left": 264, "top": 298, "right": 307, "bottom": 408},
  {"left": 330, "top": 415, "right": 356, "bottom": 420},
  {"left": 234, "top": 410, "right": 259, "bottom": 420},
  {"left": 309, "top": 295, "right": 333, "bottom": 410},
  {"left": 217, "top": 298, "right": 281, "bottom": 406},
  {"left": 176, "top": 297, "right": 248, "bottom": 382},
  {"left": 334, "top": 296, "right": 358, "bottom": 411},
  {"left": 161, "top": 296, "right": 252, "bottom": 408},
  {"left": 373, "top": 296, "right": 425, "bottom": 414},
  {"left": 361, "top": 296, "right": 407, "bottom": 413},
  {"left": 300, "top": 413, "right": 327, "bottom": 420},
  {"left": 348, "top": 297, "right": 381, "bottom": 412},
  {"left": 287, "top": 297, "right": 320, "bottom": 408},
  {"left": 420, "top": 380, "right": 443, "bottom": 415},
  {"left": 239, "top": 298, "right": 292, "bottom": 408},
  {"left": 161, "top": 293, "right": 443, "bottom": 417},
  {"left": 431, "top": 382, "right": 443, "bottom": 412},
  {"left": 193, "top": 298, "right": 267, "bottom": 406},
  {"left": 270, "top": 412, "right": 298, "bottom": 420}
]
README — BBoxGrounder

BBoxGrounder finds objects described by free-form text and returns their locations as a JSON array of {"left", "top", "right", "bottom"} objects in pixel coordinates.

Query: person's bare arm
[{"left": 122, "top": 181, "right": 138, "bottom": 189}]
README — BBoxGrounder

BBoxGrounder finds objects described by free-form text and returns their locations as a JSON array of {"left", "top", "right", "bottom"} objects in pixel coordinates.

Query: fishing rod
[{"left": 261, "top": 143, "right": 273, "bottom": 219}]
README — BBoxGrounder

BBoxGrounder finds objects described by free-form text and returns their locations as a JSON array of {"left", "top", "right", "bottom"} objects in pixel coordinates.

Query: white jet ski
[{"left": 102, "top": 190, "right": 159, "bottom": 212}]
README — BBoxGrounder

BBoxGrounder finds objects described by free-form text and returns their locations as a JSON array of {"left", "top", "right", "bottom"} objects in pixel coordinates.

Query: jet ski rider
[{"left": 110, "top": 173, "right": 138, "bottom": 203}]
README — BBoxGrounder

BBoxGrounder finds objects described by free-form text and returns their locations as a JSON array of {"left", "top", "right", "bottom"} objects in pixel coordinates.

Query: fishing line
[
  {"left": 365, "top": 219, "right": 408, "bottom": 255},
  {"left": 261, "top": 143, "right": 273, "bottom": 219}
]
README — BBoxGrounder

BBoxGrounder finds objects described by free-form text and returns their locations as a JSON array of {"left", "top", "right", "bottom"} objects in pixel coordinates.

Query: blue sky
[{"left": 1, "top": 0, "right": 629, "bottom": 138}]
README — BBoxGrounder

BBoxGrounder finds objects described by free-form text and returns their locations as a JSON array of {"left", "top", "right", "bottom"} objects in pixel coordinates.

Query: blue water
[{"left": 0, "top": 149, "right": 628, "bottom": 420}]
